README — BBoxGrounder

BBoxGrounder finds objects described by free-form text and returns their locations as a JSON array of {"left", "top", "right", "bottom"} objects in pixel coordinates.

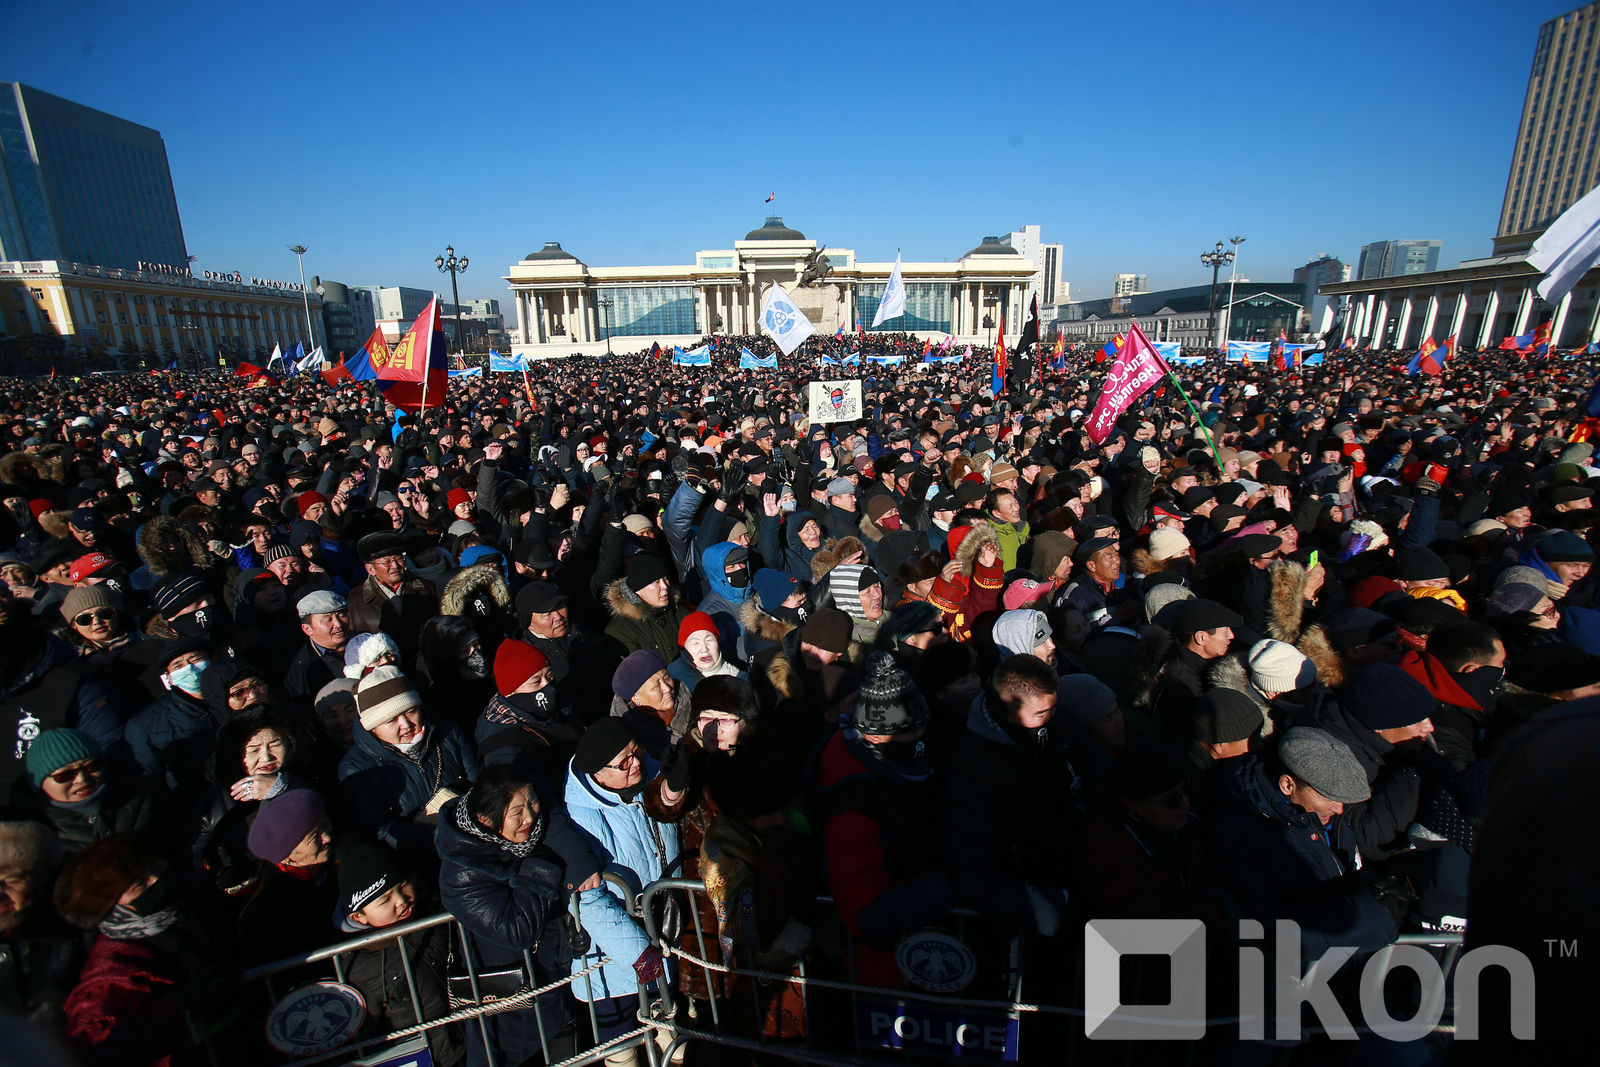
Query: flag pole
[{"left": 1161, "top": 362, "right": 1226, "bottom": 474}]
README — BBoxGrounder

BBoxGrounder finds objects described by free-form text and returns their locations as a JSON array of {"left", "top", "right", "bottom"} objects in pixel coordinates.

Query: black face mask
[
  {"left": 1451, "top": 665, "right": 1505, "bottom": 711},
  {"left": 772, "top": 603, "right": 808, "bottom": 625},
  {"left": 170, "top": 607, "right": 216, "bottom": 638},
  {"left": 726, "top": 567, "right": 750, "bottom": 589},
  {"left": 508, "top": 687, "right": 562, "bottom": 720},
  {"left": 130, "top": 872, "right": 180, "bottom": 917},
  {"left": 875, "top": 737, "right": 928, "bottom": 769}
]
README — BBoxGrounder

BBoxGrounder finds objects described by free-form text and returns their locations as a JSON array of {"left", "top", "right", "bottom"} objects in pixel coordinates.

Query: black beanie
[
  {"left": 1341, "top": 663, "right": 1435, "bottom": 732},
  {"left": 1397, "top": 547, "right": 1449, "bottom": 583},
  {"left": 626, "top": 553, "right": 673, "bottom": 594},
  {"left": 574, "top": 718, "right": 637, "bottom": 775},
  {"left": 337, "top": 838, "right": 408, "bottom": 919},
  {"left": 1192, "top": 689, "right": 1263, "bottom": 745}
]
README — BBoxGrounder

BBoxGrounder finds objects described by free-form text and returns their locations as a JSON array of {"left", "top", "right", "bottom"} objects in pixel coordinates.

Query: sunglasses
[
  {"left": 228, "top": 678, "right": 268, "bottom": 700},
  {"left": 73, "top": 609, "right": 117, "bottom": 626},
  {"left": 48, "top": 759, "right": 104, "bottom": 785},
  {"left": 604, "top": 751, "right": 641, "bottom": 772}
]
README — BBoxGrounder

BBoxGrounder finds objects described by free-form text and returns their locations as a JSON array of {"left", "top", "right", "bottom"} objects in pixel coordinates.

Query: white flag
[
  {"left": 297, "top": 346, "right": 323, "bottom": 372},
  {"left": 1529, "top": 182, "right": 1600, "bottom": 306},
  {"left": 759, "top": 284, "right": 815, "bottom": 356},
  {"left": 872, "top": 252, "right": 906, "bottom": 328},
  {"left": 266, "top": 343, "right": 282, "bottom": 368}
]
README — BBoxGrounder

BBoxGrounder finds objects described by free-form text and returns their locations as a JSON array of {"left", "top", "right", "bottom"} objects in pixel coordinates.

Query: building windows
[
  {"left": 29, "top": 287, "right": 42, "bottom": 299},
  {"left": 96, "top": 311, "right": 106, "bottom": 324},
  {"left": 594, "top": 285, "right": 699, "bottom": 337},
  {"left": 856, "top": 283, "right": 953, "bottom": 333},
  {"left": 118, "top": 312, "right": 128, "bottom": 324}
]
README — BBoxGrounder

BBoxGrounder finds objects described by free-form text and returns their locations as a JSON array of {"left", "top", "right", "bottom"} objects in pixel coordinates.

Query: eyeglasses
[
  {"left": 228, "top": 679, "right": 268, "bottom": 701},
  {"left": 397, "top": 486, "right": 414, "bottom": 494},
  {"left": 604, "top": 752, "right": 641, "bottom": 772},
  {"left": 73, "top": 609, "right": 117, "bottom": 626},
  {"left": 47, "top": 759, "right": 104, "bottom": 785}
]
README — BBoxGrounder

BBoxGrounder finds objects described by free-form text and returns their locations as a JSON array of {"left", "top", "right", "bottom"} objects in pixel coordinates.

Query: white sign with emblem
[
  {"left": 896, "top": 929, "right": 977, "bottom": 992},
  {"left": 266, "top": 980, "right": 367, "bottom": 1056}
]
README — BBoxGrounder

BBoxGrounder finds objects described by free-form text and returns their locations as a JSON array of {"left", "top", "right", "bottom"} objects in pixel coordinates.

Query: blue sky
[{"left": 1, "top": 0, "right": 1581, "bottom": 303}]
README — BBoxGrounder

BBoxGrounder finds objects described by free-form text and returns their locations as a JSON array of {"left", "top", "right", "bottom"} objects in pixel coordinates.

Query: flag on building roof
[
  {"left": 871, "top": 253, "right": 906, "bottom": 328},
  {"left": 765, "top": 191, "right": 775, "bottom": 203}
]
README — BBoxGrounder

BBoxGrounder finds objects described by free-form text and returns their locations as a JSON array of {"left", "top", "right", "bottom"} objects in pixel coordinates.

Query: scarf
[
  {"left": 99, "top": 902, "right": 181, "bottom": 940},
  {"left": 454, "top": 796, "right": 544, "bottom": 857}
]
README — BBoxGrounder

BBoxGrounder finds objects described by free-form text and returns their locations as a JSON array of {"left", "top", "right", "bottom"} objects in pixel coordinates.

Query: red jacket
[{"left": 64, "top": 936, "right": 198, "bottom": 1067}]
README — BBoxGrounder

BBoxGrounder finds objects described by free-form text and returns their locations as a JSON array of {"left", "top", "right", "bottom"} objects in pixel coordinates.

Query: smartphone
[{"left": 1308, "top": 550, "right": 1320, "bottom": 570}]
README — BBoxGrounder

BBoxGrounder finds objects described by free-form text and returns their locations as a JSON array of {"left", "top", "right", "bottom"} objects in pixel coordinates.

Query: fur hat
[
  {"left": 0, "top": 820, "right": 61, "bottom": 881},
  {"left": 53, "top": 831, "right": 164, "bottom": 929}
]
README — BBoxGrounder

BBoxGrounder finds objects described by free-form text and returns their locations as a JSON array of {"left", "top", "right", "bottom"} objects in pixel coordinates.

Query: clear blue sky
[{"left": 2, "top": 0, "right": 1581, "bottom": 303}]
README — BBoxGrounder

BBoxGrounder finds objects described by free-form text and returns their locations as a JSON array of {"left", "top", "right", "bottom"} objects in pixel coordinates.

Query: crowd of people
[{"left": 0, "top": 331, "right": 1592, "bottom": 1065}]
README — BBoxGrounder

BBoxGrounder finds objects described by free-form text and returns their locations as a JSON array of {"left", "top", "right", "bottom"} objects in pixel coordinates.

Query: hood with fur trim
[
  {"left": 1266, "top": 559, "right": 1307, "bottom": 644},
  {"left": 440, "top": 562, "right": 511, "bottom": 617},
  {"left": 953, "top": 520, "right": 999, "bottom": 577},
  {"left": 740, "top": 597, "right": 796, "bottom": 645},
  {"left": 810, "top": 536, "right": 865, "bottom": 582},
  {"left": 137, "top": 514, "right": 212, "bottom": 578},
  {"left": 1207, "top": 654, "right": 1274, "bottom": 737},
  {"left": 1130, "top": 548, "right": 1189, "bottom": 579},
  {"left": 604, "top": 576, "right": 683, "bottom": 622}
]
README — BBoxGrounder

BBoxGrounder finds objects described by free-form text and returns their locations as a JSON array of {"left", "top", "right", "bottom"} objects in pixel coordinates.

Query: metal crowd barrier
[
  {"left": 193, "top": 890, "right": 661, "bottom": 1067},
  {"left": 200, "top": 875, "right": 1470, "bottom": 1067}
]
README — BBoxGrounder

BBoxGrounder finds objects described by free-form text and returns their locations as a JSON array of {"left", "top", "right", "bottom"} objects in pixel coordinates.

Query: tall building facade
[
  {"left": 1356, "top": 240, "right": 1441, "bottom": 280},
  {"left": 1005, "top": 225, "right": 1064, "bottom": 304},
  {"left": 0, "top": 83, "right": 188, "bottom": 272},
  {"left": 1293, "top": 255, "right": 1350, "bottom": 328},
  {"left": 313, "top": 278, "right": 375, "bottom": 358},
  {"left": 1112, "top": 273, "right": 1148, "bottom": 296},
  {"left": 1499, "top": 2, "right": 1600, "bottom": 241}
]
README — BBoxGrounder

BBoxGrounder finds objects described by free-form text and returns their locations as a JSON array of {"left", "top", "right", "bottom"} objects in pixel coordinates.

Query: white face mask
[{"left": 391, "top": 737, "right": 425, "bottom": 755}]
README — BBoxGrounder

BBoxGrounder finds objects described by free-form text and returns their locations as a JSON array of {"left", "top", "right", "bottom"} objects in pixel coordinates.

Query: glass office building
[
  {"left": 597, "top": 285, "right": 699, "bottom": 337},
  {"left": 855, "top": 282, "right": 954, "bottom": 333},
  {"left": 0, "top": 82, "right": 189, "bottom": 272}
]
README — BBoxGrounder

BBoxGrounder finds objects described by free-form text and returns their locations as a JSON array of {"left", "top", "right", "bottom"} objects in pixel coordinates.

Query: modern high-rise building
[
  {"left": 1293, "top": 255, "right": 1351, "bottom": 332},
  {"left": 0, "top": 83, "right": 189, "bottom": 272},
  {"left": 1355, "top": 240, "right": 1440, "bottom": 280},
  {"left": 1005, "top": 225, "right": 1065, "bottom": 304},
  {"left": 1499, "top": 2, "right": 1600, "bottom": 242},
  {"left": 1112, "top": 273, "right": 1148, "bottom": 296}
]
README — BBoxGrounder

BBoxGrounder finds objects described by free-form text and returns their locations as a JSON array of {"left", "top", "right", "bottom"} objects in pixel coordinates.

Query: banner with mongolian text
[{"left": 1085, "top": 322, "right": 1170, "bottom": 444}]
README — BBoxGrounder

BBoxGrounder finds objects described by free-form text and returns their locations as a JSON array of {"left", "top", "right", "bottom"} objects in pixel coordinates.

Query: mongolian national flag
[
  {"left": 856, "top": 315, "right": 866, "bottom": 340},
  {"left": 321, "top": 355, "right": 353, "bottom": 387},
  {"left": 921, "top": 337, "right": 933, "bottom": 360},
  {"left": 1407, "top": 337, "right": 1438, "bottom": 376},
  {"left": 649, "top": 342, "right": 663, "bottom": 361},
  {"left": 1270, "top": 331, "right": 1287, "bottom": 370},
  {"left": 992, "top": 310, "right": 1009, "bottom": 395},
  {"left": 375, "top": 297, "right": 448, "bottom": 412},
  {"left": 835, "top": 322, "right": 846, "bottom": 339},
  {"left": 765, "top": 191, "right": 776, "bottom": 203},
  {"left": 1527, "top": 319, "right": 1553, "bottom": 356},
  {"left": 1500, "top": 335, "right": 1525, "bottom": 351},
  {"left": 346, "top": 329, "right": 388, "bottom": 381},
  {"left": 1097, "top": 334, "right": 1124, "bottom": 364}
]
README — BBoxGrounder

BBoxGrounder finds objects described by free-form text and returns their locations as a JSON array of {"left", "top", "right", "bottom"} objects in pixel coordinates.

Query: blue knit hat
[
  {"left": 26, "top": 728, "right": 104, "bottom": 786},
  {"left": 612, "top": 650, "right": 668, "bottom": 700},
  {"left": 753, "top": 568, "right": 800, "bottom": 613}
]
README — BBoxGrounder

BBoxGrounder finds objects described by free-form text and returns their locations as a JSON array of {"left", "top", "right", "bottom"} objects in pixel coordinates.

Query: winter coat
[
  {"left": 63, "top": 936, "right": 199, "bottom": 1067},
  {"left": 434, "top": 796, "right": 574, "bottom": 1065},
  {"left": 758, "top": 513, "right": 821, "bottom": 584},
  {"left": 38, "top": 775, "right": 165, "bottom": 854},
  {"left": 344, "top": 573, "right": 439, "bottom": 657},
  {"left": 989, "top": 518, "right": 1031, "bottom": 572},
  {"left": 738, "top": 597, "right": 797, "bottom": 662},
  {"left": 602, "top": 578, "right": 691, "bottom": 665},
  {"left": 283, "top": 639, "right": 344, "bottom": 705},
  {"left": 944, "top": 692, "right": 1081, "bottom": 928},
  {"left": 236, "top": 866, "right": 340, "bottom": 966},
  {"left": 563, "top": 758, "right": 681, "bottom": 1000},
  {"left": 0, "top": 904, "right": 87, "bottom": 1025},
  {"left": 2, "top": 630, "right": 125, "bottom": 793},
  {"left": 125, "top": 688, "right": 221, "bottom": 806},
  {"left": 337, "top": 717, "right": 478, "bottom": 859},
  {"left": 1205, "top": 755, "right": 1396, "bottom": 961},
  {"left": 811, "top": 728, "right": 951, "bottom": 986},
  {"left": 439, "top": 562, "right": 517, "bottom": 650},
  {"left": 475, "top": 691, "right": 584, "bottom": 789},
  {"left": 1078, "top": 804, "right": 1218, "bottom": 924}
]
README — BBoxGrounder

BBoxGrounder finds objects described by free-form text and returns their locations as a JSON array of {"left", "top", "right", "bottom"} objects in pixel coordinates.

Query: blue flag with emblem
[
  {"left": 739, "top": 347, "right": 777, "bottom": 369},
  {"left": 674, "top": 344, "right": 711, "bottom": 366}
]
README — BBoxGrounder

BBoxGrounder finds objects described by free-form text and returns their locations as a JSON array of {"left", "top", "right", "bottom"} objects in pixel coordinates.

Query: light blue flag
[
  {"left": 867, "top": 352, "right": 904, "bottom": 365},
  {"left": 488, "top": 350, "right": 522, "bottom": 373},
  {"left": 674, "top": 344, "right": 711, "bottom": 366},
  {"left": 819, "top": 355, "right": 841, "bottom": 365},
  {"left": 739, "top": 347, "right": 777, "bottom": 369},
  {"left": 448, "top": 366, "right": 482, "bottom": 377},
  {"left": 1152, "top": 341, "right": 1183, "bottom": 363},
  {"left": 1226, "top": 341, "right": 1272, "bottom": 364},
  {"left": 841, "top": 353, "right": 861, "bottom": 366},
  {"left": 1302, "top": 352, "right": 1325, "bottom": 366}
]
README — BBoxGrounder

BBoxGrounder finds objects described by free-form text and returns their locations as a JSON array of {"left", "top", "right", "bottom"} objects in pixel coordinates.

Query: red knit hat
[
  {"left": 493, "top": 640, "right": 548, "bottom": 697},
  {"left": 297, "top": 491, "right": 327, "bottom": 514},
  {"left": 929, "top": 575, "right": 964, "bottom": 615},
  {"left": 447, "top": 489, "right": 472, "bottom": 513},
  {"left": 678, "top": 610, "right": 718, "bottom": 647}
]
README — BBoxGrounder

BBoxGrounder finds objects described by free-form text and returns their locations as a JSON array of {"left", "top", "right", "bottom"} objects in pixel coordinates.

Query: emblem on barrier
[
  {"left": 896, "top": 929, "right": 977, "bottom": 993},
  {"left": 266, "top": 981, "right": 367, "bottom": 1056}
]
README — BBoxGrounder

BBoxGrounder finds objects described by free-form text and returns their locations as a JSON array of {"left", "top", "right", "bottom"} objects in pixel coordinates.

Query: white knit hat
[
  {"left": 1247, "top": 639, "right": 1312, "bottom": 693},
  {"left": 1147, "top": 527, "right": 1191, "bottom": 561},
  {"left": 344, "top": 632, "right": 400, "bottom": 679},
  {"left": 355, "top": 665, "right": 422, "bottom": 731}
]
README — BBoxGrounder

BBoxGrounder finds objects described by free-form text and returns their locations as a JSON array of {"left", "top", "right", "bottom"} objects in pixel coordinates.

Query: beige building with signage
[
  {"left": 504, "top": 218, "right": 1039, "bottom": 360},
  {"left": 0, "top": 258, "right": 325, "bottom": 369}
]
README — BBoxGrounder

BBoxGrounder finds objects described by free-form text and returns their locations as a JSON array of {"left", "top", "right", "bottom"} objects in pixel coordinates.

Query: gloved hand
[
  {"left": 719, "top": 459, "right": 747, "bottom": 503},
  {"left": 659, "top": 740, "right": 694, "bottom": 794}
]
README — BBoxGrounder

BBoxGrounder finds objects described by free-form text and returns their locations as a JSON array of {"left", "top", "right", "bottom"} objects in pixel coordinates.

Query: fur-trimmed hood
[
  {"left": 603, "top": 576, "right": 682, "bottom": 622},
  {"left": 953, "top": 520, "right": 999, "bottom": 577},
  {"left": 1266, "top": 559, "right": 1307, "bottom": 643},
  {"left": 440, "top": 562, "right": 511, "bottom": 616},
  {"left": 1207, "top": 654, "right": 1274, "bottom": 737},
  {"left": 1131, "top": 549, "right": 1189, "bottom": 579},
  {"left": 810, "top": 536, "right": 866, "bottom": 582},
  {"left": 137, "top": 515, "right": 211, "bottom": 578},
  {"left": 858, "top": 513, "right": 885, "bottom": 544},
  {"left": 1296, "top": 624, "right": 1346, "bottom": 690},
  {"left": 740, "top": 597, "right": 796, "bottom": 644},
  {"left": 1126, "top": 624, "right": 1172, "bottom": 711}
]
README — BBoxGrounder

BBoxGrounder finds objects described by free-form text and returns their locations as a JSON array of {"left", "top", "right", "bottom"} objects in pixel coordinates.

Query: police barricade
[
  {"left": 191, "top": 887, "right": 664, "bottom": 1067},
  {"left": 634, "top": 876, "right": 1469, "bottom": 1064}
]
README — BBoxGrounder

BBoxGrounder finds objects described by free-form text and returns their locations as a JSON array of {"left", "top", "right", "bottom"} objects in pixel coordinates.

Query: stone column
[
  {"left": 1478, "top": 286, "right": 1502, "bottom": 349},
  {"left": 1448, "top": 289, "right": 1468, "bottom": 342},
  {"left": 1418, "top": 287, "right": 1441, "bottom": 343},
  {"left": 1551, "top": 290, "right": 1574, "bottom": 348},
  {"left": 1512, "top": 286, "right": 1536, "bottom": 336},
  {"left": 1394, "top": 294, "right": 1415, "bottom": 350},
  {"left": 1369, "top": 296, "right": 1389, "bottom": 348}
]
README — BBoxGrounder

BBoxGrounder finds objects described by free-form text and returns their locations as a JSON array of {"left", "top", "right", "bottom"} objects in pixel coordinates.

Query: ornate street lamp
[
  {"left": 1200, "top": 241, "right": 1235, "bottom": 348},
  {"left": 288, "top": 244, "right": 316, "bottom": 352},
  {"left": 435, "top": 245, "right": 469, "bottom": 364},
  {"left": 598, "top": 296, "right": 614, "bottom": 356}
]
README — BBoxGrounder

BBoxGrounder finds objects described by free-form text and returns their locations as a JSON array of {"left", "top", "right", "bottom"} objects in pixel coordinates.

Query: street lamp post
[
  {"left": 598, "top": 297, "right": 614, "bottom": 356},
  {"left": 288, "top": 245, "right": 316, "bottom": 353},
  {"left": 1221, "top": 235, "right": 1247, "bottom": 345},
  {"left": 434, "top": 245, "right": 469, "bottom": 365},
  {"left": 1200, "top": 241, "right": 1234, "bottom": 349}
]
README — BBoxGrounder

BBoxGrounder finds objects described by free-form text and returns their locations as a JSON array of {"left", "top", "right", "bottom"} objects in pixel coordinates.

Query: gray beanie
[
  {"left": 1144, "top": 582, "right": 1194, "bottom": 626},
  {"left": 1058, "top": 673, "right": 1118, "bottom": 729},
  {"left": 850, "top": 652, "right": 929, "bottom": 734},
  {"left": 1276, "top": 727, "right": 1371, "bottom": 805},
  {"left": 993, "top": 609, "right": 1051, "bottom": 658}
]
